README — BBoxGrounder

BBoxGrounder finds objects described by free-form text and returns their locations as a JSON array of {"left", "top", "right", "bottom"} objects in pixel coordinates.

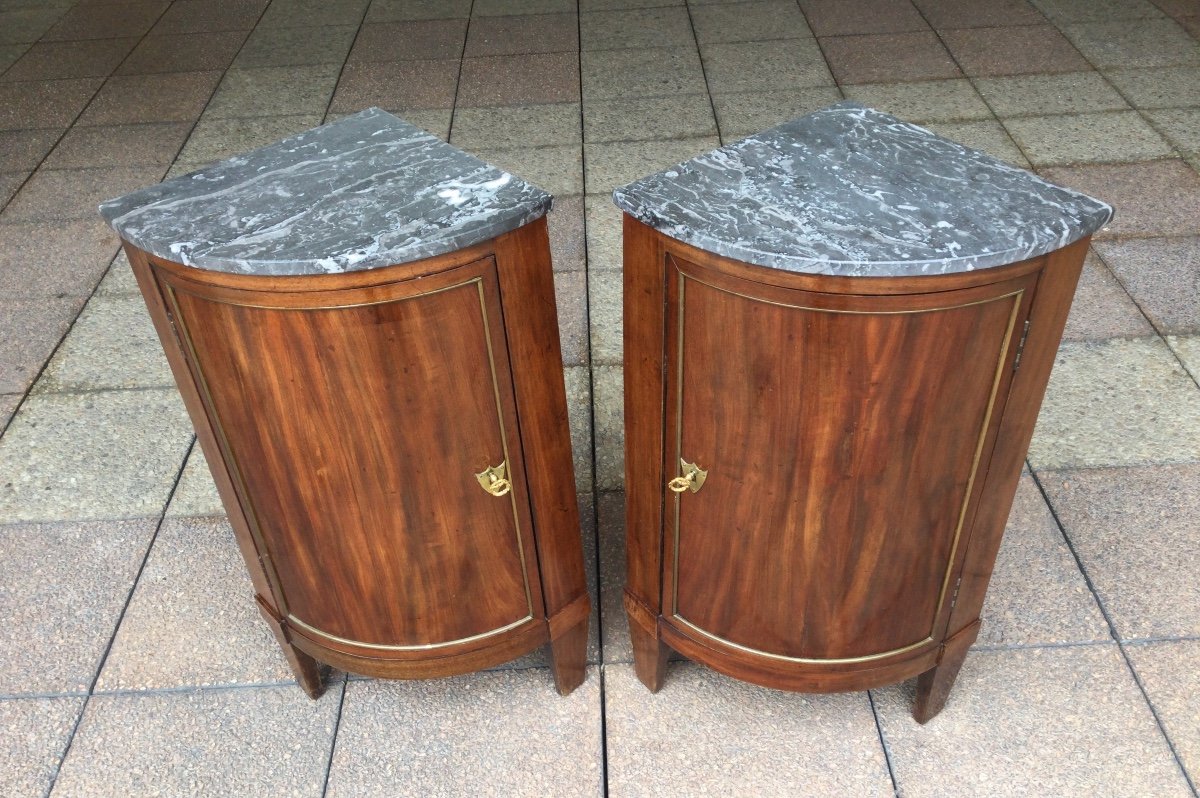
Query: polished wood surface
[
  {"left": 623, "top": 215, "right": 1087, "bottom": 721},
  {"left": 126, "top": 216, "right": 589, "bottom": 695}
]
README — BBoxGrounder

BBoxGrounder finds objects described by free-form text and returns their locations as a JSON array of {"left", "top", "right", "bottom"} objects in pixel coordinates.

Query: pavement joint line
[
  {"left": 444, "top": 0, "right": 480, "bottom": 143},
  {"left": 866, "top": 689, "right": 901, "bottom": 798},
  {"left": 319, "top": 673, "right": 350, "bottom": 798},
  {"left": 1029, "top": 465, "right": 1200, "bottom": 798},
  {"left": 317, "top": 0, "right": 371, "bottom": 126}
]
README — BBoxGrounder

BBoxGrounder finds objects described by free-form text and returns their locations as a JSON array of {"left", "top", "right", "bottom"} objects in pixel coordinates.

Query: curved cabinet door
[
  {"left": 663, "top": 256, "right": 1037, "bottom": 665},
  {"left": 159, "top": 256, "right": 542, "bottom": 658}
]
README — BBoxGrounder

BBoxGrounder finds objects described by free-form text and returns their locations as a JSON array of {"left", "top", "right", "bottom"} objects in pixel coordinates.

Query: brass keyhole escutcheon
[
  {"left": 668, "top": 458, "right": 707, "bottom": 494},
  {"left": 475, "top": 461, "right": 511, "bottom": 497}
]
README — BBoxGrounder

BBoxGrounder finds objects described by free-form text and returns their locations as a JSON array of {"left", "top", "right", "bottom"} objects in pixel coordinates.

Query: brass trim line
[{"left": 287, "top": 612, "right": 536, "bottom": 652}]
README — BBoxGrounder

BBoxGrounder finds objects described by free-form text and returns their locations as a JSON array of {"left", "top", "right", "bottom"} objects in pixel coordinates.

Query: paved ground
[{"left": 1, "top": 0, "right": 1199, "bottom": 795}]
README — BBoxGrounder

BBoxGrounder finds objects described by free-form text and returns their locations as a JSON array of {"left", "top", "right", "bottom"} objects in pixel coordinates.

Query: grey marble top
[
  {"left": 613, "top": 102, "right": 1113, "bottom": 277},
  {"left": 98, "top": 108, "right": 552, "bottom": 276}
]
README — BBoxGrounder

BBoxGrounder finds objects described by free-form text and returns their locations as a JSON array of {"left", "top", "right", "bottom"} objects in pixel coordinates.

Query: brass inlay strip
[
  {"left": 165, "top": 266, "right": 535, "bottom": 647},
  {"left": 286, "top": 613, "right": 535, "bottom": 652},
  {"left": 669, "top": 260, "right": 1025, "bottom": 665}
]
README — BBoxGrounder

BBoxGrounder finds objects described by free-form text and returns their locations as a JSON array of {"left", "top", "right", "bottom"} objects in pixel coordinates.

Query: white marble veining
[
  {"left": 613, "top": 102, "right": 1113, "bottom": 277},
  {"left": 99, "top": 109, "right": 552, "bottom": 276}
]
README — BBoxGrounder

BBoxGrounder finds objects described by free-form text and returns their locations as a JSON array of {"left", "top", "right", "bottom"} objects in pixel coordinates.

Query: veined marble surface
[
  {"left": 613, "top": 102, "right": 1113, "bottom": 277},
  {"left": 99, "top": 108, "right": 552, "bottom": 276}
]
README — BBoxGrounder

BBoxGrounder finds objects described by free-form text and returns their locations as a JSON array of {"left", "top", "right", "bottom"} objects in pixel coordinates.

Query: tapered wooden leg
[
  {"left": 631, "top": 621, "right": 670, "bottom": 692},
  {"left": 549, "top": 619, "right": 589, "bottom": 696},
  {"left": 258, "top": 602, "right": 327, "bottom": 699},
  {"left": 913, "top": 620, "right": 980, "bottom": 723}
]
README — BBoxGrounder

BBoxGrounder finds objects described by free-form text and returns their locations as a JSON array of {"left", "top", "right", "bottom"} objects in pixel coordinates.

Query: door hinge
[{"left": 1012, "top": 320, "right": 1031, "bottom": 372}]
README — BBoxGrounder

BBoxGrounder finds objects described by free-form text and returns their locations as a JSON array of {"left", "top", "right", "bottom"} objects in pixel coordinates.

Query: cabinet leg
[
  {"left": 548, "top": 620, "right": 589, "bottom": 696},
  {"left": 912, "top": 620, "right": 980, "bottom": 724},
  {"left": 631, "top": 621, "right": 669, "bottom": 692},
  {"left": 258, "top": 601, "right": 327, "bottom": 699}
]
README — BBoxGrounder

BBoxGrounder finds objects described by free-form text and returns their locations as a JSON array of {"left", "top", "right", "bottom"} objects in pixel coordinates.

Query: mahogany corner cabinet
[
  {"left": 615, "top": 103, "right": 1112, "bottom": 722},
  {"left": 99, "top": 109, "right": 590, "bottom": 698}
]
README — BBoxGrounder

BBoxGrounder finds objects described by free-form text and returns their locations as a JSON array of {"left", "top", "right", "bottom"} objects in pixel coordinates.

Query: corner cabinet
[{"left": 623, "top": 217, "right": 1092, "bottom": 722}]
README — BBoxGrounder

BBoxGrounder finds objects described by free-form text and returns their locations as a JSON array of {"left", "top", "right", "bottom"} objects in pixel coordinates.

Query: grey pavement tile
[
  {"left": 43, "top": 122, "right": 190, "bottom": 169},
  {"left": 1031, "top": 0, "right": 1166, "bottom": 23},
  {"left": 0, "top": 218, "right": 120, "bottom": 299},
  {"left": 474, "top": 0, "right": 577, "bottom": 14},
  {"left": 178, "top": 113, "right": 323, "bottom": 166},
  {"left": 843, "top": 79, "right": 991, "bottom": 123},
  {"left": 690, "top": 1, "right": 813, "bottom": 43},
  {"left": 606, "top": 663, "right": 893, "bottom": 797},
  {"left": 581, "top": 47, "right": 706, "bottom": 101},
  {"left": 923, "top": 120, "right": 1030, "bottom": 166},
  {"left": 42, "top": 1, "right": 166, "bottom": 41},
  {"left": 1144, "top": 108, "right": 1200, "bottom": 154},
  {"left": 1105, "top": 66, "right": 1200, "bottom": 109},
  {"left": 799, "top": 0, "right": 929, "bottom": 36},
  {"left": 1003, "top": 111, "right": 1173, "bottom": 166},
  {"left": 0, "top": 297, "right": 80, "bottom": 394},
  {"left": 0, "top": 696, "right": 83, "bottom": 798},
  {"left": 596, "top": 491, "right": 629, "bottom": 661},
  {"left": 1041, "top": 161, "right": 1200, "bottom": 239},
  {"left": 117, "top": 31, "right": 248, "bottom": 75},
  {"left": 1062, "top": 250, "right": 1155, "bottom": 340},
  {"left": 149, "top": 0, "right": 267, "bottom": 34},
  {"left": 76, "top": 70, "right": 222, "bottom": 125},
  {"left": 565, "top": 365, "right": 594, "bottom": 492},
  {"left": 589, "top": 269, "right": 622, "bottom": 364},
  {"left": 330, "top": 59, "right": 460, "bottom": 112},
  {"left": 1168, "top": 333, "right": 1200, "bottom": 380},
  {"left": 549, "top": 194, "right": 586, "bottom": 273},
  {"left": 941, "top": 25, "right": 1090, "bottom": 76},
  {"left": 0, "top": 129, "right": 58, "bottom": 173},
  {"left": 457, "top": 52, "right": 581, "bottom": 107},
  {"left": 465, "top": 13, "right": 579, "bottom": 56},
  {"left": 1061, "top": 18, "right": 1200, "bottom": 68},
  {"left": 0, "top": 388, "right": 194, "bottom": 523},
  {"left": 0, "top": 78, "right": 102, "bottom": 130},
  {"left": 0, "top": 37, "right": 137, "bottom": 82},
  {"left": 912, "top": 0, "right": 1047, "bottom": 28},
  {"left": 978, "top": 473, "right": 1108, "bottom": 647},
  {"left": 472, "top": 144, "right": 583, "bottom": 196},
  {"left": 164, "top": 445, "right": 223, "bottom": 518},
  {"left": 364, "top": 0, "right": 471, "bottom": 21},
  {"left": 875, "top": 645, "right": 1191, "bottom": 797},
  {"left": 1042, "top": 465, "right": 1200, "bottom": 640},
  {"left": 820, "top": 31, "right": 962, "bottom": 84},
  {"left": 702, "top": 38, "right": 834, "bottom": 94},
  {"left": 585, "top": 136, "right": 720, "bottom": 195},
  {"left": 0, "top": 7, "right": 65, "bottom": 43},
  {"left": 1095, "top": 237, "right": 1200, "bottom": 334},
  {"left": 581, "top": 0, "right": 685, "bottom": 7},
  {"left": 1179, "top": 14, "right": 1200, "bottom": 36},
  {"left": 348, "top": 19, "right": 467, "bottom": 62},
  {"left": 450, "top": 102, "right": 581, "bottom": 150},
  {"left": 585, "top": 193, "right": 623, "bottom": 271},
  {"left": 593, "top": 364, "right": 623, "bottom": 490},
  {"left": 583, "top": 94, "right": 716, "bottom": 143},
  {"left": 205, "top": 64, "right": 340, "bottom": 119},
  {"left": 327, "top": 669, "right": 601, "bottom": 797},
  {"left": 256, "top": 0, "right": 368, "bottom": 28},
  {"left": 97, "top": 516, "right": 292, "bottom": 690},
  {"left": 711, "top": 86, "right": 844, "bottom": 140},
  {"left": 580, "top": 6, "right": 695, "bottom": 51},
  {"left": 34, "top": 294, "right": 172, "bottom": 393},
  {"left": 555, "top": 269, "right": 589, "bottom": 366},
  {"left": 0, "top": 172, "right": 24, "bottom": 209},
  {"left": 0, "top": 394, "right": 18, "bottom": 429},
  {"left": 975, "top": 71, "right": 1129, "bottom": 117},
  {"left": 54, "top": 684, "right": 341, "bottom": 798},
  {"left": 0, "top": 43, "right": 28, "bottom": 72},
  {"left": 236, "top": 24, "right": 358, "bottom": 68},
  {"left": 2, "top": 165, "right": 164, "bottom": 222},
  {"left": 1029, "top": 337, "right": 1200, "bottom": 469},
  {"left": 389, "top": 108, "right": 452, "bottom": 140},
  {"left": 0, "top": 518, "right": 155, "bottom": 693},
  {"left": 1126, "top": 640, "right": 1200, "bottom": 780}
]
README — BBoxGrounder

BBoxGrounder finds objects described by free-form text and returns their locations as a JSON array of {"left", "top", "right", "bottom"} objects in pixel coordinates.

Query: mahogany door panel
[
  {"left": 160, "top": 257, "right": 541, "bottom": 654},
  {"left": 664, "top": 256, "right": 1035, "bottom": 662}
]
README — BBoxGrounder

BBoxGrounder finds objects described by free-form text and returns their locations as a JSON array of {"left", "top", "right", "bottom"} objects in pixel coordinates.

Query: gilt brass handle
[
  {"left": 668, "top": 459, "right": 707, "bottom": 494},
  {"left": 475, "top": 461, "right": 511, "bottom": 497}
]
